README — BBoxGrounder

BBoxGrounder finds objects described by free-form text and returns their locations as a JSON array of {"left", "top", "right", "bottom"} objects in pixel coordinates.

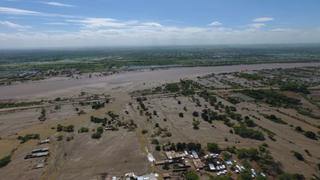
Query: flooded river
[{"left": 1, "top": 62, "right": 319, "bottom": 99}]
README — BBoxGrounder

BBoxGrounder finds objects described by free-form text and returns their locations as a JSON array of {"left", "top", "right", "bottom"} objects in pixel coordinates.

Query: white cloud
[
  {"left": 0, "top": 20, "right": 31, "bottom": 29},
  {"left": 66, "top": 18, "right": 126, "bottom": 28},
  {"left": 0, "top": 6, "right": 76, "bottom": 18},
  {"left": 253, "top": 17, "right": 274, "bottom": 23},
  {"left": 270, "top": 28, "right": 294, "bottom": 32},
  {"left": 0, "top": 7, "right": 41, "bottom": 16},
  {"left": 0, "top": 8, "right": 318, "bottom": 48},
  {"left": 141, "top": 22, "right": 162, "bottom": 28},
  {"left": 1, "top": 24, "right": 319, "bottom": 49},
  {"left": 41, "top": 2, "right": 75, "bottom": 8},
  {"left": 45, "top": 22, "right": 69, "bottom": 25},
  {"left": 249, "top": 23, "right": 266, "bottom": 29},
  {"left": 208, "top": 21, "right": 222, "bottom": 27}
]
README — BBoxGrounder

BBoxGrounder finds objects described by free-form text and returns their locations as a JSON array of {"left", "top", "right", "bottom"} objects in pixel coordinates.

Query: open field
[{"left": 0, "top": 63, "right": 320, "bottom": 180}]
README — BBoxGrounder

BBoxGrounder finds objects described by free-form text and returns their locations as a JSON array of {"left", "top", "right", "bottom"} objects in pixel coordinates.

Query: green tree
[{"left": 185, "top": 171, "right": 199, "bottom": 180}]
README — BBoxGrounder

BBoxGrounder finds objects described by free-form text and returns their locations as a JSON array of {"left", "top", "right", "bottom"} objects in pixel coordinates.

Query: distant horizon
[
  {"left": 1, "top": 43, "right": 320, "bottom": 51},
  {"left": 0, "top": 0, "right": 320, "bottom": 49}
]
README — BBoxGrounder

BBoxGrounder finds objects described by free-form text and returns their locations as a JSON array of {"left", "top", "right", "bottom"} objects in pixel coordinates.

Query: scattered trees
[{"left": 280, "top": 82, "right": 309, "bottom": 94}]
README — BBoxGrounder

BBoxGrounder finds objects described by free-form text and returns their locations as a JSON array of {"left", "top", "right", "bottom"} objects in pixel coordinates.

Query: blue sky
[{"left": 0, "top": 0, "right": 320, "bottom": 48}]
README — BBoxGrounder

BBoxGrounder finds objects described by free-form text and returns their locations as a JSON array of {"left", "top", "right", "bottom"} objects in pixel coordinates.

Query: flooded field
[{"left": 1, "top": 62, "right": 320, "bottom": 100}]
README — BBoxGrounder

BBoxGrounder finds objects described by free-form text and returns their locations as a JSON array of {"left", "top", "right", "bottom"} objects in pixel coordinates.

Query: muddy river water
[{"left": 1, "top": 62, "right": 319, "bottom": 99}]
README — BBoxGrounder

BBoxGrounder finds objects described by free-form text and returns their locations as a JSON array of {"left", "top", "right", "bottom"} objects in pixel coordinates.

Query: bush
[
  {"left": 277, "top": 173, "right": 305, "bottom": 180},
  {"left": 292, "top": 151, "right": 304, "bottom": 161},
  {"left": 155, "top": 145, "right": 161, "bottom": 151},
  {"left": 222, "top": 152, "right": 232, "bottom": 160},
  {"left": 78, "top": 127, "right": 89, "bottom": 133},
  {"left": 165, "top": 83, "right": 180, "bottom": 93},
  {"left": 192, "top": 111, "right": 199, "bottom": 117},
  {"left": 192, "top": 120, "right": 200, "bottom": 130},
  {"left": 179, "top": 112, "right": 184, "bottom": 118},
  {"left": 264, "top": 114, "right": 287, "bottom": 125},
  {"left": 295, "top": 126, "right": 304, "bottom": 132},
  {"left": 242, "top": 90, "right": 301, "bottom": 108},
  {"left": 280, "top": 82, "right": 309, "bottom": 94},
  {"left": 57, "top": 135, "right": 63, "bottom": 141},
  {"left": 0, "top": 155, "right": 11, "bottom": 168},
  {"left": 185, "top": 171, "right": 199, "bottom": 180},
  {"left": 141, "top": 129, "right": 148, "bottom": 134},
  {"left": 90, "top": 116, "right": 107, "bottom": 124},
  {"left": 91, "top": 132, "right": 102, "bottom": 139},
  {"left": 244, "top": 118, "right": 256, "bottom": 127},
  {"left": 56, "top": 124, "right": 74, "bottom": 132},
  {"left": 207, "top": 143, "right": 220, "bottom": 153},
  {"left": 237, "top": 148, "right": 260, "bottom": 161},
  {"left": 233, "top": 125, "right": 265, "bottom": 141},
  {"left": 97, "top": 127, "right": 104, "bottom": 134},
  {"left": 91, "top": 102, "right": 105, "bottom": 110},
  {"left": 17, "top": 134, "right": 40, "bottom": 143},
  {"left": 64, "top": 125, "right": 74, "bottom": 132},
  {"left": 151, "top": 139, "right": 159, "bottom": 145},
  {"left": 304, "top": 131, "right": 317, "bottom": 140}
]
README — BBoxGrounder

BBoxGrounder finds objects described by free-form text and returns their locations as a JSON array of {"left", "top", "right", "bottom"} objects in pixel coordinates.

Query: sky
[{"left": 0, "top": 0, "right": 320, "bottom": 49}]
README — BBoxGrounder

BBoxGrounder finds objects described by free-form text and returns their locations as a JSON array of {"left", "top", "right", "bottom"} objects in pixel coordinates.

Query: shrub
[
  {"left": 165, "top": 83, "right": 180, "bottom": 93},
  {"left": 233, "top": 125, "right": 265, "bottom": 141},
  {"left": 207, "top": 143, "right": 220, "bottom": 153},
  {"left": 0, "top": 155, "right": 11, "bottom": 168},
  {"left": 64, "top": 125, "right": 74, "bottom": 132},
  {"left": 264, "top": 114, "right": 287, "bottom": 125},
  {"left": 179, "top": 112, "right": 184, "bottom": 118},
  {"left": 222, "top": 152, "right": 232, "bottom": 160},
  {"left": 90, "top": 116, "right": 107, "bottom": 124},
  {"left": 304, "top": 131, "right": 317, "bottom": 140},
  {"left": 237, "top": 148, "right": 260, "bottom": 161},
  {"left": 277, "top": 173, "right": 305, "bottom": 180},
  {"left": 244, "top": 118, "right": 256, "bottom": 127},
  {"left": 78, "top": 127, "right": 89, "bottom": 133},
  {"left": 185, "top": 171, "right": 199, "bottom": 180},
  {"left": 56, "top": 124, "right": 74, "bottom": 132},
  {"left": 242, "top": 90, "right": 301, "bottom": 107},
  {"left": 155, "top": 145, "right": 161, "bottom": 151},
  {"left": 141, "top": 129, "right": 148, "bottom": 134},
  {"left": 192, "top": 111, "right": 199, "bottom": 117},
  {"left": 17, "top": 134, "right": 40, "bottom": 143},
  {"left": 91, "top": 102, "right": 105, "bottom": 110},
  {"left": 151, "top": 139, "right": 159, "bottom": 145},
  {"left": 280, "top": 82, "right": 309, "bottom": 94},
  {"left": 56, "top": 135, "right": 63, "bottom": 141},
  {"left": 91, "top": 132, "right": 102, "bottom": 139},
  {"left": 97, "top": 127, "right": 104, "bottom": 134},
  {"left": 192, "top": 120, "right": 200, "bottom": 130},
  {"left": 295, "top": 126, "right": 304, "bottom": 132},
  {"left": 292, "top": 151, "right": 304, "bottom": 161}
]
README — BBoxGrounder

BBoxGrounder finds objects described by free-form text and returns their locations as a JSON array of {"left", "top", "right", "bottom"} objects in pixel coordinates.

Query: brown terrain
[{"left": 0, "top": 63, "right": 320, "bottom": 180}]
